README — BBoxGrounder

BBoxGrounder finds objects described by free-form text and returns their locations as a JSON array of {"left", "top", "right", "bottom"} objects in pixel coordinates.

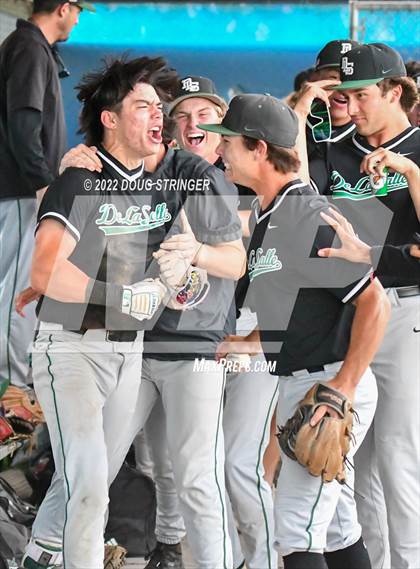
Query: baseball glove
[
  {"left": 1, "top": 386, "right": 44, "bottom": 424},
  {"left": 104, "top": 543, "right": 127, "bottom": 569},
  {"left": 277, "top": 383, "right": 354, "bottom": 483}
]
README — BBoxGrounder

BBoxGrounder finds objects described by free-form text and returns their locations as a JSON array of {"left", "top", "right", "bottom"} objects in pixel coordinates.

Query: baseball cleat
[{"left": 145, "top": 542, "right": 184, "bottom": 569}]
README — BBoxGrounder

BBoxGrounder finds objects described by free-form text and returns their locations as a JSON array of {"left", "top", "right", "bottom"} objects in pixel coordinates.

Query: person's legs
[
  {"left": 154, "top": 358, "right": 232, "bottom": 569},
  {"left": 224, "top": 354, "right": 278, "bottom": 569},
  {"left": 143, "top": 396, "right": 186, "bottom": 546},
  {"left": 356, "top": 290, "right": 420, "bottom": 569},
  {"left": 275, "top": 365, "right": 376, "bottom": 565},
  {"left": 29, "top": 330, "right": 145, "bottom": 569},
  {"left": 0, "top": 198, "right": 37, "bottom": 388}
]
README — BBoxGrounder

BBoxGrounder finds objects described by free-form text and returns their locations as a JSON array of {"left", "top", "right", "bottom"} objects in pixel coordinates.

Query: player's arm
[
  {"left": 361, "top": 147, "right": 420, "bottom": 221},
  {"left": 154, "top": 217, "right": 246, "bottom": 279},
  {"left": 7, "top": 47, "right": 56, "bottom": 197},
  {"left": 318, "top": 208, "right": 420, "bottom": 278},
  {"left": 31, "top": 219, "right": 89, "bottom": 302}
]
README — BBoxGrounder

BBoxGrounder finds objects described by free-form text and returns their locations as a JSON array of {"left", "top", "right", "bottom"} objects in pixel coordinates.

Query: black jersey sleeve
[
  {"left": 270, "top": 196, "right": 373, "bottom": 304},
  {"left": 371, "top": 244, "right": 420, "bottom": 281},
  {"left": 185, "top": 164, "right": 242, "bottom": 244},
  {"left": 36, "top": 168, "right": 98, "bottom": 241}
]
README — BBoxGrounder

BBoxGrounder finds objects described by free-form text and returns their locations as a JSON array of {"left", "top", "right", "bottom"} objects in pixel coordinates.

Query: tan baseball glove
[{"left": 277, "top": 383, "right": 354, "bottom": 483}]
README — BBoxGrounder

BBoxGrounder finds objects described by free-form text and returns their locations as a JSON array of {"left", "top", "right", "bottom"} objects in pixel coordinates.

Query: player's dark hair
[
  {"left": 243, "top": 136, "right": 300, "bottom": 174},
  {"left": 77, "top": 56, "right": 179, "bottom": 146},
  {"left": 405, "top": 60, "right": 420, "bottom": 82},
  {"left": 32, "top": 0, "right": 63, "bottom": 14},
  {"left": 378, "top": 77, "right": 419, "bottom": 113}
]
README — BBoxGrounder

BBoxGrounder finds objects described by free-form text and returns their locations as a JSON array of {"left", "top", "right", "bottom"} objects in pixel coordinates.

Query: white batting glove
[{"left": 121, "top": 279, "right": 166, "bottom": 321}]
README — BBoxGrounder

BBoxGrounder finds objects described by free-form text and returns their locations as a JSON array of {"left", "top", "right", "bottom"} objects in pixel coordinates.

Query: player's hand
[
  {"left": 361, "top": 147, "right": 418, "bottom": 178},
  {"left": 318, "top": 208, "right": 372, "bottom": 264},
  {"left": 154, "top": 210, "right": 202, "bottom": 264},
  {"left": 155, "top": 250, "right": 191, "bottom": 289},
  {"left": 293, "top": 79, "right": 340, "bottom": 118},
  {"left": 15, "top": 287, "right": 40, "bottom": 317},
  {"left": 310, "top": 376, "right": 355, "bottom": 427},
  {"left": 59, "top": 144, "right": 102, "bottom": 174},
  {"left": 121, "top": 279, "right": 166, "bottom": 321},
  {"left": 410, "top": 244, "right": 420, "bottom": 259},
  {"left": 216, "top": 334, "right": 260, "bottom": 362}
]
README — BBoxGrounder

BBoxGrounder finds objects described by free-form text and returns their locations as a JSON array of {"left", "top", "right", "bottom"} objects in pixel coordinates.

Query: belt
[
  {"left": 395, "top": 286, "right": 420, "bottom": 299},
  {"left": 38, "top": 322, "right": 138, "bottom": 343},
  {"left": 290, "top": 361, "right": 343, "bottom": 379},
  {"left": 77, "top": 330, "right": 138, "bottom": 342}
]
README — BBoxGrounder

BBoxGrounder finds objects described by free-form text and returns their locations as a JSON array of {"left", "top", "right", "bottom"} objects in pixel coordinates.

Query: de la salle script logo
[
  {"left": 95, "top": 202, "right": 171, "bottom": 235},
  {"left": 248, "top": 247, "right": 282, "bottom": 282}
]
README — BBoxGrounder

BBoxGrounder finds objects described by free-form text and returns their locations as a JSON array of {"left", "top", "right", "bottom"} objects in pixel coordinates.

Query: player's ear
[
  {"left": 101, "top": 110, "right": 117, "bottom": 130},
  {"left": 254, "top": 140, "right": 268, "bottom": 161},
  {"left": 57, "top": 2, "right": 70, "bottom": 18},
  {"left": 389, "top": 83, "right": 403, "bottom": 105}
]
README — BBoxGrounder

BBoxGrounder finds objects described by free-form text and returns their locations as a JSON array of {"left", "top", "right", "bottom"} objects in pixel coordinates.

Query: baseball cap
[
  {"left": 330, "top": 43, "right": 406, "bottom": 90},
  {"left": 42, "top": 0, "right": 95, "bottom": 12},
  {"left": 199, "top": 94, "right": 299, "bottom": 148},
  {"left": 168, "top": 76, "right": 227, "bottom": 115},
  {"left": 315, "top": 39, "right": 360, "bottom": 70},
  {"left": 67, "top": 0, "right": 95, "bottom": 12}
]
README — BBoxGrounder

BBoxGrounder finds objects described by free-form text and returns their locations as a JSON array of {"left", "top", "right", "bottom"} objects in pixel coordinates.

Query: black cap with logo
[
  {"left": 34, "top": 0, "right": 96, "bottom": 11},
  {"left": 168, "top": 76, "right": 227, "bottom": 115},
  {"left": 331, "top": 43, "right": 407, "bottom": 90},
  {"left": 198, "top": 94, "right": 299, "bottom": 148},
  {"left": 315, "top": 39, "right": 361, "bottom": 70}
]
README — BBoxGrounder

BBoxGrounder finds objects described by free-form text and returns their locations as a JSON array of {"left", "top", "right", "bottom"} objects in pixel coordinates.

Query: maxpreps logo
[
  {"left": 248, "top": 247, "right": 282, "bottom": 282},
  {"left": 95, "top": 203, "right": 171, "bottom": 235}
]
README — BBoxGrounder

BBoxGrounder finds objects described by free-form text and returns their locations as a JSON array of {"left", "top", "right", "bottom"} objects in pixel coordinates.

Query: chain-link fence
[{"left": 350, "top": 0, "right": 419, "bottom": 61}]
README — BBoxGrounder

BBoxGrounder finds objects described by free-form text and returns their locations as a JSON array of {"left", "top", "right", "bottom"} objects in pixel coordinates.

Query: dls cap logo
[
  {"left": 340, "top": 43, "right": 353, "bottom": 54},
  {"left": 181, "top": 78, "right": 200, "bottom": 92},
  {"left": 341, "top": 56, "right": 354, "bottom": 76}
]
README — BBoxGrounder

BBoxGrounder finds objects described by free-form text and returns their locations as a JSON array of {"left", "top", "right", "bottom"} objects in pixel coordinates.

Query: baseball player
[
  {"left": 292, "top": 39, "right": 360, "bottom": 160},
  {"left": 22, "top": 65, "right": 245, "bottom": 569},
  {"left": 308, "top": 43, "right": 420, "bottom": 569},
  {"left": 0, "top": 0, "right": 92, "bottom": 390},
  {"left": 21, "top": 56, "right": 216, "bottom": 568},
  {"left": 202, "top": 93, "right": 390, "bottom": 569},
  {"left": 143, "top": 76, "right": 278, "bottom": 569}
]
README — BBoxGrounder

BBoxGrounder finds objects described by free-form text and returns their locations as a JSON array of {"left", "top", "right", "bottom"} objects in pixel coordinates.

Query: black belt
[
  {"left": 307, "top": 365, "right": 325, "bottom": 373},
  {"left": 73, "top": 329, "right": 138, "bottom": 342},
  {"left": 396, "top": 286, "right": 420, "bottom": 299}
]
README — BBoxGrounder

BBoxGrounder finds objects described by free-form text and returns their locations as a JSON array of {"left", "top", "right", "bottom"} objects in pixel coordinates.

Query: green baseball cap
[
  {"left": 66, "top": 0, "right": 95, "bottom": 12},
  {"left": 199, "top": 94, "right": 299, "bottom": 148},
  {"left": 330, "top": 43, "right": 406, "bottom": 91}
]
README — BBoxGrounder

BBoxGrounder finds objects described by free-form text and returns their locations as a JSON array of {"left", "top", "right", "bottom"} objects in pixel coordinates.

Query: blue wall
[{"left": 60, "top": 2, "right": 419, "bottom": 147}]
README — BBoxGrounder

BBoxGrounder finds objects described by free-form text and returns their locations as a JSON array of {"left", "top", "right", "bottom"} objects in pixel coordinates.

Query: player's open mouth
[
  {"left": 223, "top": 160, "right": 232, "bottom": 173},
  {"left": 331, "top": 95, "right": 348, "bottom": 108},
  {"left": 187, "top": 133, "right": 205, "bottom": 147},
  {"left": 149, "top": 126, "right": 162, "bottom": 143}
]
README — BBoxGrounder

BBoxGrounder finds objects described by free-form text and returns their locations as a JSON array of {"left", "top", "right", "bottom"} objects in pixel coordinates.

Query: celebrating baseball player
[
  {"left": 21, "top": 56, "right": 238, "bottom": 568},
  {"left": 308, "top": 43, "right": 420, "bottom": 569},
  {"left": 203, "top": 93, "right": 390, "bottom": 569},
  {"left": 21, "top": 59, "right": 246, "bottom": 568},
  {"left": 143, "top": 76, "right": 278, "bottom": 569}
]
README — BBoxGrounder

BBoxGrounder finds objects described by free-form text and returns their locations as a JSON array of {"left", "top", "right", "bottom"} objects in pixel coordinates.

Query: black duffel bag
[{"left": 105, "top": 462, "right": 157, "bottom": 557}]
